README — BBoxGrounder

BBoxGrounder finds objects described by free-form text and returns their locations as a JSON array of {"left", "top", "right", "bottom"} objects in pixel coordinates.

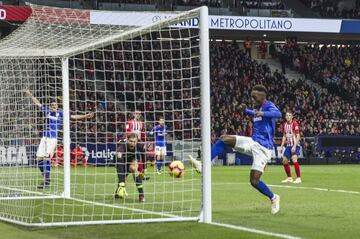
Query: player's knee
[
  {"left": 220, "top": 135, "right": 235, "bottom": 147},
  {"left": 250, "top": 177, "right": 259, "bottom": 188},
  {"left": 292, "top": 157, "right": 298, "bottom": 163},
  {"left": 282, "top": 158, "right": 289, "bottom": 165},
  {"left": 129, "top": 164, "right": 136, "bottom": 173}
]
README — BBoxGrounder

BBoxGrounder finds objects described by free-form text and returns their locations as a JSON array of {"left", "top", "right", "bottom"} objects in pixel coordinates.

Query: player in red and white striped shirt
[
  {"left": 126, "top": 111, "right": 145, "bottom": 141},
  {"left": 125, "top": 111, "right": 149, "bottom": 180},
  {"left": 280, "top": 112, "right": 302, "bottom": 184}
]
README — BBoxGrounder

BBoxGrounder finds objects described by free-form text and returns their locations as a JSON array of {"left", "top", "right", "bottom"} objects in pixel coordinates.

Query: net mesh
[{"left": 0, "top": 5, "right": 203, "bottom": 225}]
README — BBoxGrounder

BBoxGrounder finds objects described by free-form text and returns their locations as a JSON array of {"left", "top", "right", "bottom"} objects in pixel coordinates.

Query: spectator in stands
[
  {"left": 177, "top": 0, "right": 222, "bottom": 7},
  {"left": 209, "top": 41, "right": 359, "bottom": 137},
  {"left": 258, "top": 39, "right": 267, "bottom": 59},
  {"left": 241, "top": 0, "right": 286, "bottom": 10},
  {"left": 280, "top": 49, "right": 287, "bottom": 74},
  {"left": 63, "top": 39, "right": 358, "bottom": 144},
  {"left": 278, "top": 44, "right": 360, "bottom": 105},
  {"left": 302, "top": 0, "right": 360, "bottom": 18},
  {"left": 244, "top": 37, "right": 252, "bottom": 58}
]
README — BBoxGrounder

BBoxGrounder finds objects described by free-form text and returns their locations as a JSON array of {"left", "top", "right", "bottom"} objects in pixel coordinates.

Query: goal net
[{"left": 0, "top": 5, "right": 211, "bottom": 226}]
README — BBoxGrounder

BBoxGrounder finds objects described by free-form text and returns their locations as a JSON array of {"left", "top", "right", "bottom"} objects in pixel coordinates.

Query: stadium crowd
[
  {"left": 63, "top": 38, "right": 360, "bottom": 142},
  {"left": 210, "top": 41, "right": 359, "bottom": 138},
  {"left": 240, "top": 0, "right": 286, "bottom": 10},
  {"left": 301, "top": 0, "right": 360, "bottom": 18},
  {"left": 63, "top": 39, "right": 359, "bottom": 143},
  {"left": 68, "top": 37, "right": 200, "bottom": 142},
  {"left": 277, "top": 43, "right": 359, "bottom": 105},
  {"left": 177, "top": 0, "right": 222, "bottom": 7}
]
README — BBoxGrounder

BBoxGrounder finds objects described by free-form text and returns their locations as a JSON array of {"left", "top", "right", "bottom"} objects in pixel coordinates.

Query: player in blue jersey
[
  {"left": 190, "top": 85, "right": 282, "bottom": 214},
  {"left": 150, "top": 117, "right": 167, "bottom": 174},
  {"left": 26, "top": 90, "right": 94, "bottom": 189}
]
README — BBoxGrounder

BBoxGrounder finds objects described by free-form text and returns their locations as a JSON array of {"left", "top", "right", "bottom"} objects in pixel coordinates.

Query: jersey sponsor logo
[
  {"left": 253, "top": 116, "right": 262, "bottom": 122},
  {"left": 0, "top": 146, "right": 28, "bottom": 164},
  {"left": 47, "top": 113, "right": 60, "bottom": 121}
]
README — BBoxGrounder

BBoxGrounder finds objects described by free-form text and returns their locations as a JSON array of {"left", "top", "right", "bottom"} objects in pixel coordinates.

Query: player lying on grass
[
  {"left": 114, "top": 132, "right": 145, "bottom": 202},
  {"left": 25, "top": 90, "right": 94, "bottom": 189},
  {"left": 149, "top": 117, "right": 167, "bottom": 175},
  {"left": 280, "top": 112, "right": 302, "bottom": 183},
  {"left": 189, "top": 85, "right": 282, "bottom": 214}
]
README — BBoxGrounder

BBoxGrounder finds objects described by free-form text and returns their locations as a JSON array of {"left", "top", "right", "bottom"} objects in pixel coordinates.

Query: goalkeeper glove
[{"left": 115, "top": 182, "right": 128, "bottom": 199}]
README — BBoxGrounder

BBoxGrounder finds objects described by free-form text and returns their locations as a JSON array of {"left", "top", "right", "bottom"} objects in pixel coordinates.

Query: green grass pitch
[{"left": 1, "top": 165, "right": 360, "bottom": 239}]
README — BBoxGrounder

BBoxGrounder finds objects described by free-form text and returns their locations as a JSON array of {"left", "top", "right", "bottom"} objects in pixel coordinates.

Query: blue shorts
[{"left": 283, "top": 146, "right": 300, "bottom": 159}]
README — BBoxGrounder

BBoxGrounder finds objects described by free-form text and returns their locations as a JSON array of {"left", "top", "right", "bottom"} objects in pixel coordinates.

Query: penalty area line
[{"left": 211, "top": 222, "right": 303, "bottom": 239}]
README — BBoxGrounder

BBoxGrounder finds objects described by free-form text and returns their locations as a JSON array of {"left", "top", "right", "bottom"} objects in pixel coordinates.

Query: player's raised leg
[{"left": 188, "top": 135, "right": 234, "bottom": 173}]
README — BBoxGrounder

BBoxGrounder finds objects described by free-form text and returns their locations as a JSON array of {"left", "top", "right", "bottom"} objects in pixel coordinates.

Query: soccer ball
[{"left": 168, "top": 161, "right": 185, "bottom": 178}]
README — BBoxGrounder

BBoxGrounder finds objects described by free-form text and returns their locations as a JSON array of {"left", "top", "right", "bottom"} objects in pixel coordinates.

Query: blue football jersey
[
  {"left": 42, "top": 106, "right": 63, "bottom": 138},
  {"left": 244, "top": 101, "right": 282, "bottom": 149},
  {"left": 152, "top": 125, "right": 167, "bottom": 147}
]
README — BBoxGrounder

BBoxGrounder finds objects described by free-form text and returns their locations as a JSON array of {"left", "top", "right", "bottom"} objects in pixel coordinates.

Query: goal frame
[{"left": 0, "top": 6, "right": 211, "bottom": 226}]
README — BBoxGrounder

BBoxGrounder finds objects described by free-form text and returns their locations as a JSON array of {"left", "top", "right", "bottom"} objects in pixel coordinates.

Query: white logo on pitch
[
  {"left": 0, "top": 9, "right": 6, "bottom": 20},
  {"left": 0, "top": 146, "right": 28, "bottom": 164}
]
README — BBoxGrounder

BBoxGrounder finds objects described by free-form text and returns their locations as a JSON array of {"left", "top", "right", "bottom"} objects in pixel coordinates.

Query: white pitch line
[
  {"left": 268, "top": 184, "right": 360, "bottom": 195},
  {"left": 211, "top": 222, "right": 303, "bottom": 239},
  {"left": 213, "top": 182, "right": 360, "bottom": 195},
  {"left": 0, "top": 185, "right": 59, "bottom": 196},
  {"left": 70, "top": 197, "right": 183, "bottom": 219}
]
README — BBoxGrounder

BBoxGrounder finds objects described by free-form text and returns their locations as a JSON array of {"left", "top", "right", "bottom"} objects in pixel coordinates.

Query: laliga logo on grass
[{"left": 0, "top": 9, "right": 6, "bottom": 20}]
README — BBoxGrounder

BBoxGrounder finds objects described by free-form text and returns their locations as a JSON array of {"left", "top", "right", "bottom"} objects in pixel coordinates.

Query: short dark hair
[{"left": 252, "top": 85, "right": 267, "bottom": 94}]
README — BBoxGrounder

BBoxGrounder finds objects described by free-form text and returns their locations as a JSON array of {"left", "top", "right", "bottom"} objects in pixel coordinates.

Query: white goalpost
[{"left": 0, "top": 5, "right": 211, "bottom": 226}]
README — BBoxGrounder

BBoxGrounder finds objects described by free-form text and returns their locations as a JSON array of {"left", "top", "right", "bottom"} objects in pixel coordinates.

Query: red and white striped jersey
[
  {"left": 282, "top": 120, "right": 300, "bottom": 146},
  {"left": 126, "top": 119, "right": 145, "bottom": 141}
]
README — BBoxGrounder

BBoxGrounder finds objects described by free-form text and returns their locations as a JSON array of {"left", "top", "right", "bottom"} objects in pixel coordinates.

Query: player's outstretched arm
[
  {"left": 25, "top": 90, "right": 42, "bottom": 108},
  {"left": 240, "top": 103, "right": 256, "bottom": 117},
  {"left": 70, "top": 112, "right": 95, "bottom": 120},
  {"left": 255, "top": 104, "right": 282, "bottom": 118}
]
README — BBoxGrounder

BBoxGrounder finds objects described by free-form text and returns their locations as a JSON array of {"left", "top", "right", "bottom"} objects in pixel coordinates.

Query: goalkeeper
[{"left": 114, "top": 132, "right": 145, "bottom": 202}]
